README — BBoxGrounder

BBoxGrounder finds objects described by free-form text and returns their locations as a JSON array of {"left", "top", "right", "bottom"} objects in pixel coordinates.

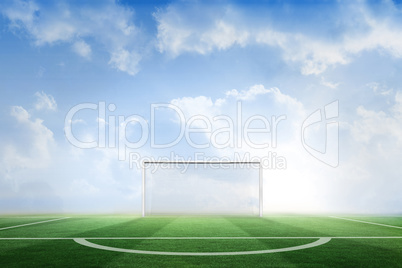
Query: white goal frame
[{"left": 142, "top": 161, "right": 263, "bottom": 217}]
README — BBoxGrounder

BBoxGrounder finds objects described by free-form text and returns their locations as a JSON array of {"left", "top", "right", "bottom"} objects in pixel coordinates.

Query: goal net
[{"left": 142, "top": 161, "right": 263, "bottom": 217}]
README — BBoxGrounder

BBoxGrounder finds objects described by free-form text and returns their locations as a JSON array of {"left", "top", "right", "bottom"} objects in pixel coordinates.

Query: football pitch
[{"left": 0, "top": 215, "right": 401, "bottom": 267}]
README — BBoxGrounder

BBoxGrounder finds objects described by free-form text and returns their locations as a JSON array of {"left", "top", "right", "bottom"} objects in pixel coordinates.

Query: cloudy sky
[{"left": 0, "top": 0, "right": 401, "bottom": 215}]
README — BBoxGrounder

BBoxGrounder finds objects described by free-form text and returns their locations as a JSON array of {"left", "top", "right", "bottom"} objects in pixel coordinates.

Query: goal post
[{"left": 141, "top": 161, "right": 263, "bottom": 217}]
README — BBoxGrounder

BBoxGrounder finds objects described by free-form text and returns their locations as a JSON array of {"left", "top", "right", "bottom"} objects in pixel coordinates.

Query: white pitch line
[
  {"left": 0, "top": 216, "right": 67, "bottom": 218},
  {"left": 73, "top": 237, "right": 332, "bottom": 256},
  {"left": 329, "top": 216, "right": 402, "bottom": 230},
  {"left": 0, "top": 238, "right": 72, "bottom": 240},
  {"left": 0, "top": 217, "right": 70, "bottom": 231},
  {"left": 0, "top": 236, "right": 401, "bottom": 240},
  {"left": 83, "top": 237, "right": 324, "bottom": 240}
]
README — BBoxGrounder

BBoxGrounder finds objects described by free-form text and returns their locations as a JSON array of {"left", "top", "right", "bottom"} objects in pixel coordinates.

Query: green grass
[{"left": 0, "top": 215, "right": 401, "bottom": 267}]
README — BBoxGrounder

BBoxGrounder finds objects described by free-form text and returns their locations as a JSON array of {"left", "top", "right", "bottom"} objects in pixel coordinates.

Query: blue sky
[{"left": 0, "top": 0, "right": 401, "bottom": 214}]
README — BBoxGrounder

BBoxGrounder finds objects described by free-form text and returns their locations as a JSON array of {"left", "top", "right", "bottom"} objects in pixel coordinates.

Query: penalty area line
[
  {"left": 0, "top": 217, "right": 70, "bottom": 231},
  {"left": 329, "top": 216, "right": 402, "bottom": 230}
]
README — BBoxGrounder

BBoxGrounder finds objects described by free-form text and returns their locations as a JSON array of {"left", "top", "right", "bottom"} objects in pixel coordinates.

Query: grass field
[{"left": 0, "top": 215, "right": 401, "bottom": 267}]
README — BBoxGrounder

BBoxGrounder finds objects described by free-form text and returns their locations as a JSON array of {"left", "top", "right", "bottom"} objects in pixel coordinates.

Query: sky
[{"left": 0, "top": 0, "right": 401, "bottom": 215}]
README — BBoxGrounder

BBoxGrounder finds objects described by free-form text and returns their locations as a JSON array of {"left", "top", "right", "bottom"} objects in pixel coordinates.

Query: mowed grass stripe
[
  {"left": 126, "top": 216, "right": 300, "bottom": 261},
  {"left": 1, "top": 237, "right": 400, "bottom": 267},
  {"left": 1, "top": 216, "right": 400, "bottom": 238},
  {"left": 149, "top": 217, "right": 253, "bottom": 237},
  {"left": 0, "top": 216, "right": 401, "bottom": 267}
]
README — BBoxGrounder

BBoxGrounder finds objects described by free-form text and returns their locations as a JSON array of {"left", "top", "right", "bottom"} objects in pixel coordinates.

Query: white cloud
[
  {"left": 201, "top": 20, "right": 249, "bottom": 50},
  {"left": 350, "top": 91, "right": 402, "bottom": 146},
  {"left": 393, "top": 91, "right": 402, "bottom": 116},
  {"left": 1, "top": 100, "right": 143, "bottom": 213},
  {"left": 165, "top": 86, "right": 401, "bottom": 213},
  {"left": 170, "top": 84, "right": 304, "bottom": 155},
  {"left": 154, "top": 4, "right": 249, "bottom": 56},
  {"left": 366, "top": 82, "right": 393, "bottom": 96},
  {"left": 166, "top": 85, "right": 353, "bottom": 214},
  {"left": 225, "top": 85, "right": 270, "bottom": 101},
  {"left": 34, "top": 91, "right": 57, "bottom": 111},
  {"left": 2, "top": 0, "right": 39, "bottom": 31},
  {"left": 6, "top": 1, "right": 402, "bottom": 76},
  {"left": 225, "top": 85, "right": 304, "bottom": 117},
  {"left": 1, "top": 0, "right": 141, "bottom": 75},
  {"left": 72, "top": 40, "right": 91, "bottom": 59},
  {"left": 171, "top": 95, "right": 223, "bottom": 119},
  {"left": 155, "top": 1, "right": 402, "bottom": 75},
  {"left": 331, "top": 90, "right": 402, "bottom": 214},
  {"left": 321, "top": 77, "right": 340, "bottom": 89},
  {"left": 172, "top": 84, "right": 304, "bottom": 122},
  {"left": 170, "top": 84, "right": 303, "bottom": 128},
  {"left": 256, "top": 30, "right": 350, "bottom": 75},
  {"left": 10, "top": 105, "right": 31, "bottom": 121},
  {"left": 108, "top": 49, "right": 141, "bottom": 76},
  {"left": 5, "top": 106, "right": 55, "bottom": 170},
  {"left": 154, "top": 3, "right": 350, "bottom": 73},
  {"left": 343, "top": 15, "right": 402, "bottom": 58}
]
